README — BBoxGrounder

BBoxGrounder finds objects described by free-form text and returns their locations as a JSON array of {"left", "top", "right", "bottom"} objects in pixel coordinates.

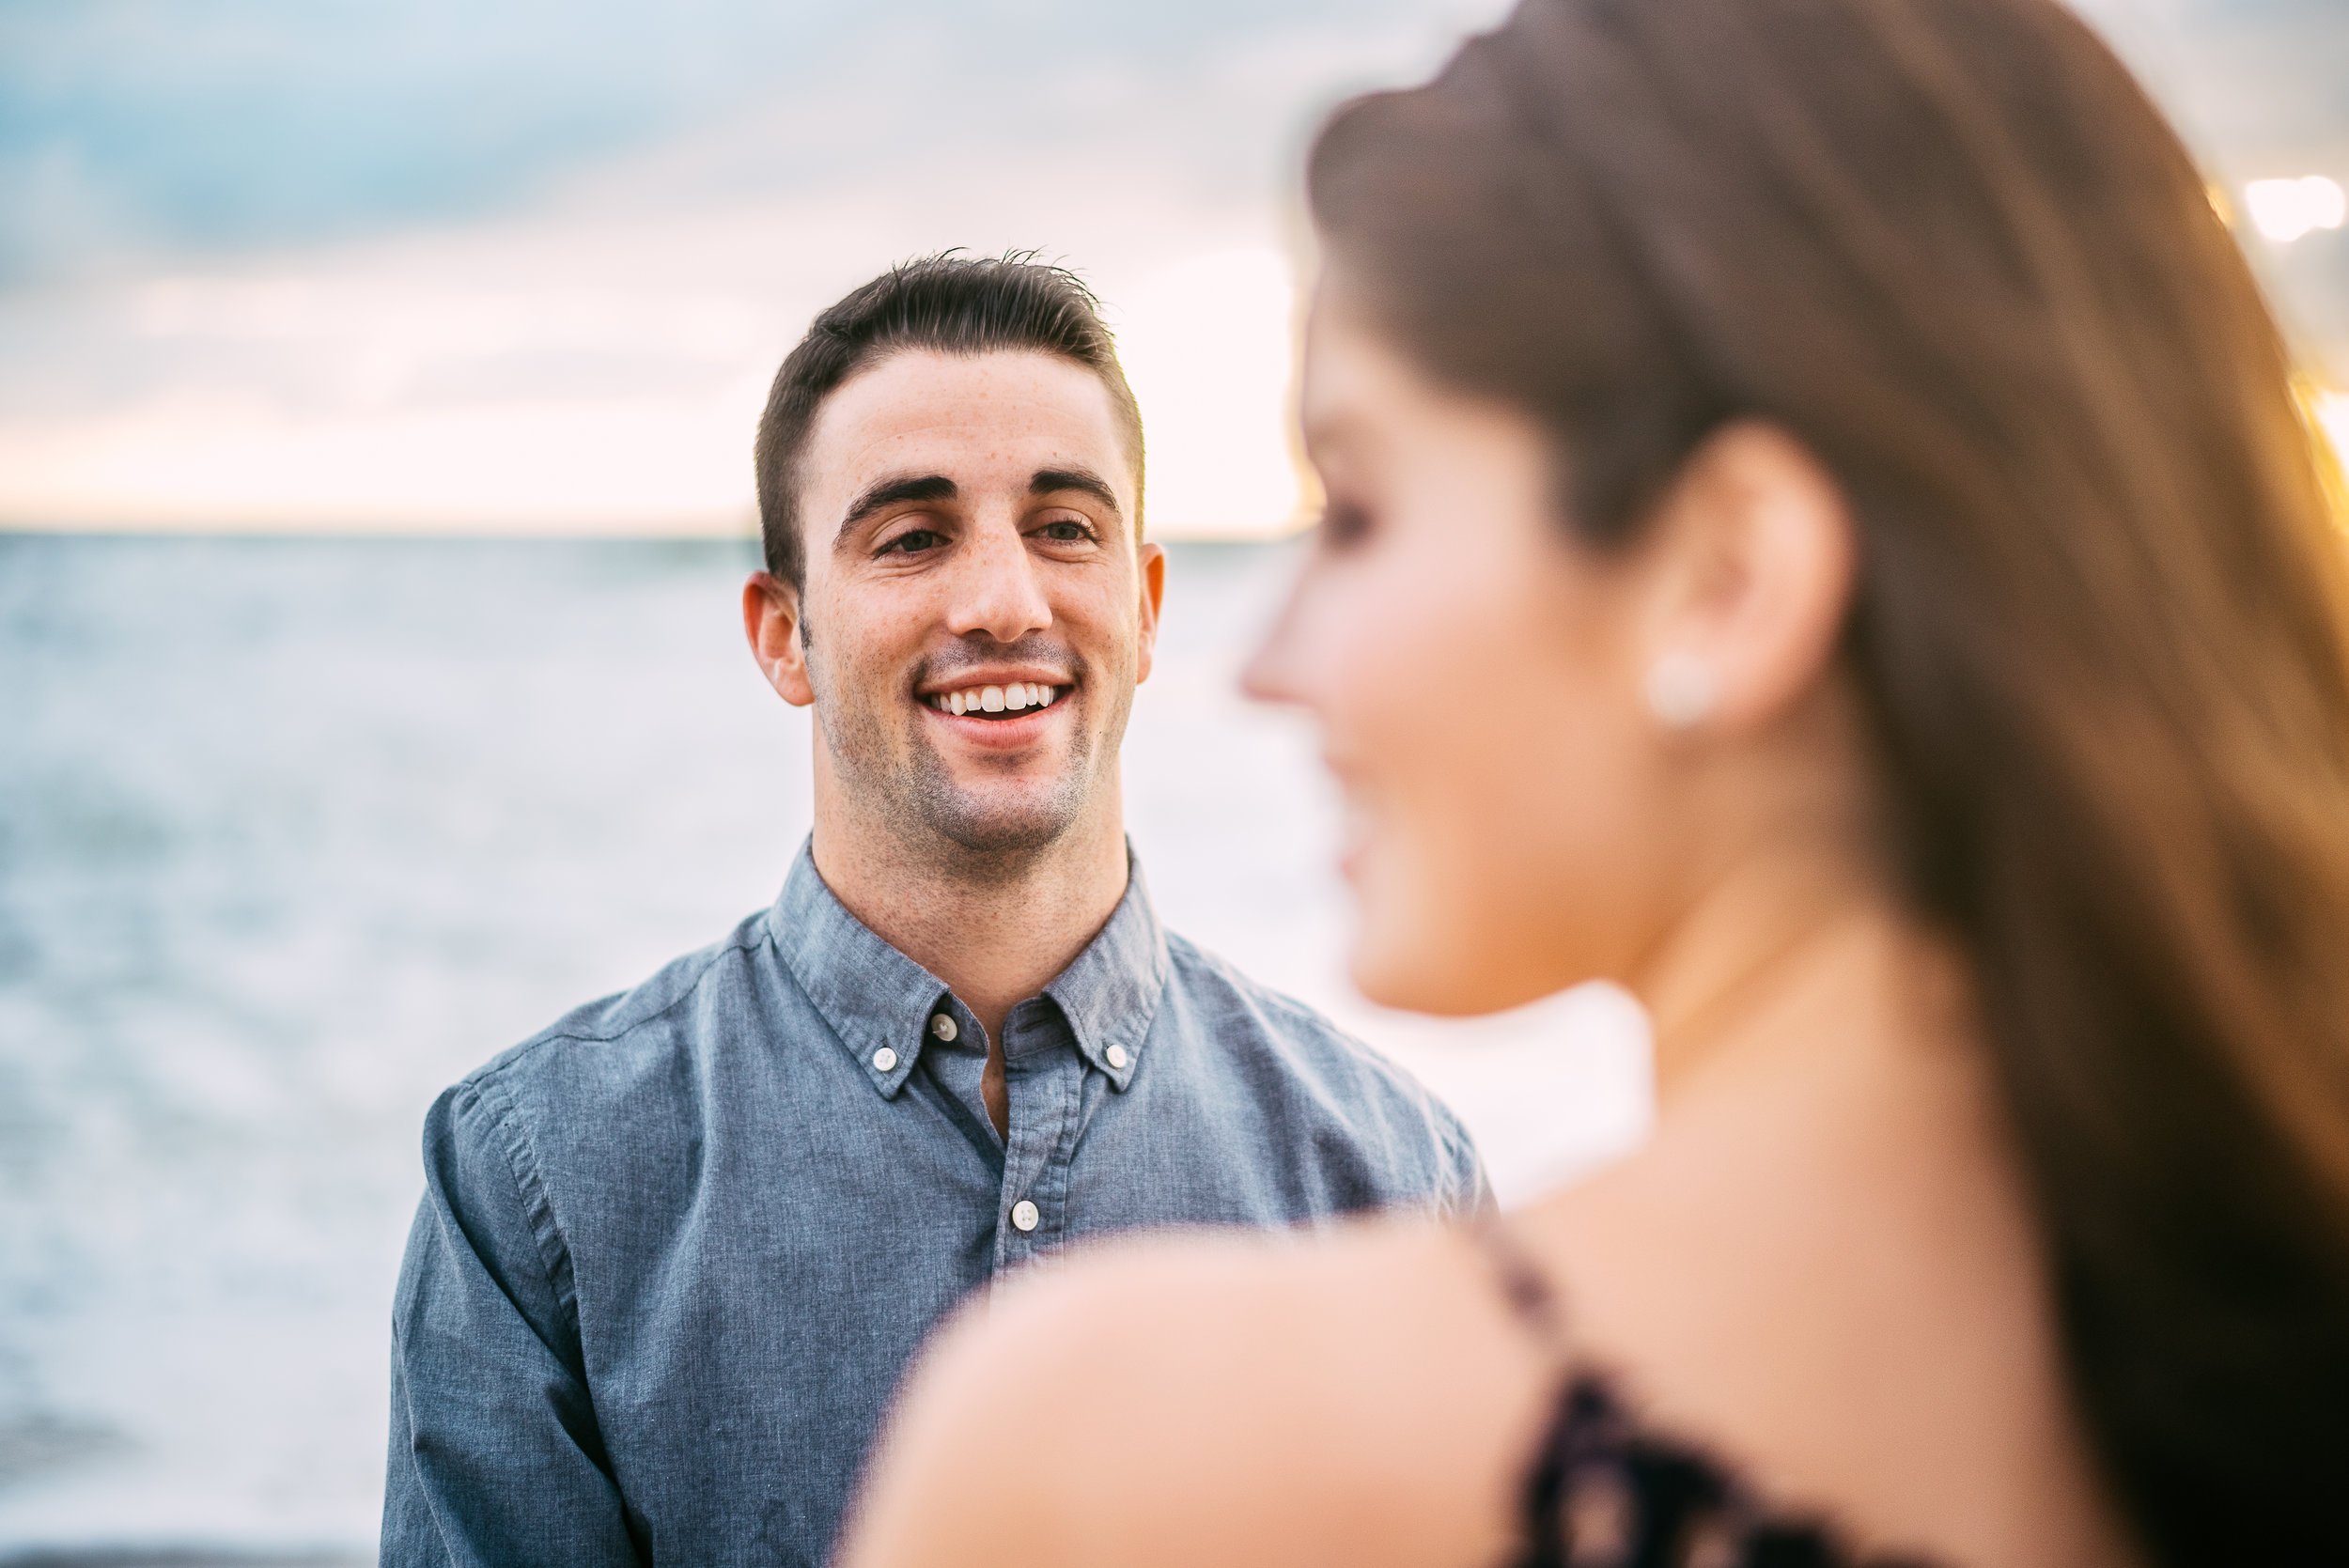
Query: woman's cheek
[{"left": 1346, "top": 554, "right": 1535, "bottom": 1008}]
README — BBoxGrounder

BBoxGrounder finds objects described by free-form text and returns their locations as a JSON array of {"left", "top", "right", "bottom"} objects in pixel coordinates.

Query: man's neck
[{"left": 809, "top": 797, "right": 1131, "bottom": 1052}]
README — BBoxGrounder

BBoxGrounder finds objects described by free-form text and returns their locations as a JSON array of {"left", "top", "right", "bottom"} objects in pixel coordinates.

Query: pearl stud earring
[{"left": 1644, "top": 651, "right": 1717, "bottom": 729}]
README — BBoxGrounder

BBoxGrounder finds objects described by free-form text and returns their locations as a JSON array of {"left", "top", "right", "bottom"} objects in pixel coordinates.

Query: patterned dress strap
[
  {"left": 1469, "top": 1211, "right": 1573, "bottom": 1358},
  {"left": 1466, "top": 1215, "right": 1580, "bottom": 1568},
  {"left": 1465, "top": 1221, "right": 1933, "bottom": 1568}
]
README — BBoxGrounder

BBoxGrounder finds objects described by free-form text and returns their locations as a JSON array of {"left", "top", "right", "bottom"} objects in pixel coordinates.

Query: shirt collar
[
  {"left": 763, "top": 837, "right": 1169, "bottom": 1098},
  {"left": 1042, "top": 854, "right": 1165, "bottom": 1092}
]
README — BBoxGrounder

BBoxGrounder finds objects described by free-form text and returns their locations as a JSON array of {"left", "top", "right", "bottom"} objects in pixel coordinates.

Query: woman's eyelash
[{"left": 1320, "top": 499, "right": 1373, "bottom": 546}]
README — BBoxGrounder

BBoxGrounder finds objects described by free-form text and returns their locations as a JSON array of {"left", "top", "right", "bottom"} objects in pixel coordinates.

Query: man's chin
[{"left": 915, "top": 783, "right": 1085, "bottom": 860}]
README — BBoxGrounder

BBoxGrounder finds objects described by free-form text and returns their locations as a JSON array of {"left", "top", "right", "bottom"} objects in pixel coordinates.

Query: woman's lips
[{"left": 1335, "top": 796, "right": 1373, "bottom": 884}]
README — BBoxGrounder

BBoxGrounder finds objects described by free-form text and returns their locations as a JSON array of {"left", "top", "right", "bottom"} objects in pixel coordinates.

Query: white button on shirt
[
  {"left": 928, "top": 1014, "right": 957, "bottom": 1042},
  {"left": 871, "top": 1047, "right": 897, "bottom": 1073},
  {"left": 1009, "top": 1200, "right": 1040, "bottom": 1233},
  {"left": 1105, "top": 1043, "right": 1128, "bottom": 1070}
]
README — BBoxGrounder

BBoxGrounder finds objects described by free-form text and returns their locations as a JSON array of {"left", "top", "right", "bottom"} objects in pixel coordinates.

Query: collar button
[
  {"left": 871, "top": 1047, "right": 898, "bottom": 1072},
  {"left": 928, "top": 1013, "right": 958, "bottom": 1042},
  {"left": 1105, "top": 1043, "right": 1128, "bottom": 1070}
]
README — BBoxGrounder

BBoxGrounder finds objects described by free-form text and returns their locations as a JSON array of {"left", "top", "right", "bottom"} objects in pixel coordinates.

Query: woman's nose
[{"left": 1241, "top": 569, "right": 1313, "bottom": 708}]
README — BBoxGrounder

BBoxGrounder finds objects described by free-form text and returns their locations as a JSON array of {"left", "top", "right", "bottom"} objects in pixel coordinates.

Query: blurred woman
[{"left": 835, "top": 0, "right": 2349, "bottom": 1560}]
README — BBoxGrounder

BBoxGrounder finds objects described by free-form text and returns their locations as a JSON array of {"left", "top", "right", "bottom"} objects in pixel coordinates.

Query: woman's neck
[
  {"left": 1517, "top": 850, "right": 2134, "bottom": 1567},
  {"left": 1628, "top": 846, "right": 1968, "bottom": 1102}
]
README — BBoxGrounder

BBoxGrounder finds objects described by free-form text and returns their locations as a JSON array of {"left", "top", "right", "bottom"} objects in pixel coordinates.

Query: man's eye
[
  {"left": 1036, "top": 520, "right": 1092, "bottom": 543},
  {"left": 881, "top": 530, "right": 944, "bottom": 555}
]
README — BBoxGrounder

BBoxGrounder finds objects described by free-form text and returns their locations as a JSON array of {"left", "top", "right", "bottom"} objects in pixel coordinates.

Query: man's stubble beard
[{"left": 810, "top": 642, "right": 1130, "bottom": 879}]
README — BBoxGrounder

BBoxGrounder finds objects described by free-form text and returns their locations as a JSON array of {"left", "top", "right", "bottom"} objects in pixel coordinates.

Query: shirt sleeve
[
  {"left": 381, "top": 1078, "right": 641, "bottom": 1568},
  {"left": 1437, "top": 1102, "right": 1498, "bottom": 1219}
]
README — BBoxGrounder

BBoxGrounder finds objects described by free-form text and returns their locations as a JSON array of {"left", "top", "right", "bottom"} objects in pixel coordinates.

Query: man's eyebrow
[
  {"left": 837, "top": 474, "right": 957, "bottom": 538},
  {"left": 1030, "top": 467, "right": 1122, "bottom": 517}
]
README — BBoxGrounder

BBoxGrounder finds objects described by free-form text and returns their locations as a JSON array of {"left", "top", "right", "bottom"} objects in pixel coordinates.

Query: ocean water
[{"left": 0, "top": 535, "right": 1648, "bottom": 1564}]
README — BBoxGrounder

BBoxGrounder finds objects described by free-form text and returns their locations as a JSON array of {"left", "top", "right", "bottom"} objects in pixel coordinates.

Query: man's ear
[
  {"left": 743, "top": 571, "right": 817, "bottom": 707},
  {"left": 1634, "top": 421, "right": 1857, "bottom": 734},
  {"left": 1132, "top": 542, "right": 1168, "bottom": 686}
]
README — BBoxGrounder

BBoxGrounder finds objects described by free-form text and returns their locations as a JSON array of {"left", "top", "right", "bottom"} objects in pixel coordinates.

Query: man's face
[{"left": 768, "top": 348, "right": 1161, "bottom": 862}]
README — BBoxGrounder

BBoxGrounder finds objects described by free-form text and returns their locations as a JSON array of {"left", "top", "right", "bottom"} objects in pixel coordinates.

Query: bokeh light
[{"left": 2248, "top": 174, "right": 2347, "bottom": 243}]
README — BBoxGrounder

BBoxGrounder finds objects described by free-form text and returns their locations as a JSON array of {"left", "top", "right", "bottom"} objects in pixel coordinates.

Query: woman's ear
[
  {"left": 1631, "top": 421, "right": 1858, "bottom": 736},
  {"left": 743, "top": 571, "right": 817, "bottom": 707}
]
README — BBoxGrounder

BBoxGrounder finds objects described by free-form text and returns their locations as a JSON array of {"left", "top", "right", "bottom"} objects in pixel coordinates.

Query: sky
[{"left": 0, "top": 0, "right": 2342, "bottom": 536}]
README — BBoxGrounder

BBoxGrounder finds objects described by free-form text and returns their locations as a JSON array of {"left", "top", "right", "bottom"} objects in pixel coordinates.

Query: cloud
[
  {"left": 0, "top": 0, "right": 2339, "bottom": 536},
  {"left": 0, "top": 0, "right": 1498, "bottom": 283},
  {"left": 0, "top": 1, "right": 1519, "bottom": 536}
]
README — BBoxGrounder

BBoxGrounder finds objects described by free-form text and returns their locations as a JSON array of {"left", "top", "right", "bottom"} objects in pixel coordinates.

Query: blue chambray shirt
[{"left": 382, "top": 842, "right": 1486, "bottom": 1567}]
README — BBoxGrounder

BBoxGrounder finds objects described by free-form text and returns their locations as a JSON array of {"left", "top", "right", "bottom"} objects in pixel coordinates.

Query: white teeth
[{"left": 930, "top": 683, "right": 1063, "bottom": 714}]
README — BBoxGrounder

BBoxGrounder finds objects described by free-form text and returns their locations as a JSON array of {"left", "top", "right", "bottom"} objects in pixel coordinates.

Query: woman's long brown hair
[{"left": 1308, "top": 0, "right": 2349, "bottom": 1560}]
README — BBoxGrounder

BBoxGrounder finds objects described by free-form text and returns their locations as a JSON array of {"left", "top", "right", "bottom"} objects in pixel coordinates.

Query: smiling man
[{"left": 379, "top": 255, "right": 1485, "bottom": 1568}]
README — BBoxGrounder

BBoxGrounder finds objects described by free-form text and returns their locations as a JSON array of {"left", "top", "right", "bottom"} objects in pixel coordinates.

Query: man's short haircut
[{"left": 754, "top": 252, "right": 1147, "bottom": 589}]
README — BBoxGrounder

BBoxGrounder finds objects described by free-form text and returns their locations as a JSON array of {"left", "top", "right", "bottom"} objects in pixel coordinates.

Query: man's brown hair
[{"left": 753, "top": 252, "right": 1145, "bottom": 589}]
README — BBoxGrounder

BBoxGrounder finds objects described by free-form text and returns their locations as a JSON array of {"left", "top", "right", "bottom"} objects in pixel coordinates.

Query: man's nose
[{"left": 943, "top": 520, "right": 1053, "bottom": 644}]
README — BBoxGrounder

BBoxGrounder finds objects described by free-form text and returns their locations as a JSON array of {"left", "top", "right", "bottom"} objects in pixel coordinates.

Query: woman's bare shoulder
[{"left": 836, "top": 1218, "right": 1557, "bottom": 1568}]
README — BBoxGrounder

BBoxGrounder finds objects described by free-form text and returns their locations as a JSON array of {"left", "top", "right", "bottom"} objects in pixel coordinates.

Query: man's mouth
[{"left": 922, "top": 682, "right": 1066, "bottom": 720}]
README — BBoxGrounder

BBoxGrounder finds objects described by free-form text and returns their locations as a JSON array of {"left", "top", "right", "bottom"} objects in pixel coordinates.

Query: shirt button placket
[{"left": 993, "top": 1002, "right": 1082, "bottom": 1271}]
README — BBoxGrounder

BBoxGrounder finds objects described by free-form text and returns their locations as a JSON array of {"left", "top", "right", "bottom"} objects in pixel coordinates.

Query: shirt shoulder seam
[
  {"left": 1164, "top": 931, "right": 1389, "bottom": 1059},
  {"left": 1165, "top": 929, "right": 1486, "bottom": 1209},
  {"left": 454, "top": 1070, "right": 582, "bottom": 1337},
  {"left": 468, "top": 918, "right": 772, "bottom": 1083}
]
